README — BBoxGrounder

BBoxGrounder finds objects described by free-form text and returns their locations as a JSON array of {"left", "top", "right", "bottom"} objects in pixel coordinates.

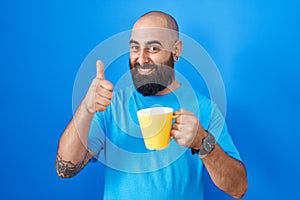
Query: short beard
[{"left": 130, "top": 55, "right": 175, "bottom": 96}]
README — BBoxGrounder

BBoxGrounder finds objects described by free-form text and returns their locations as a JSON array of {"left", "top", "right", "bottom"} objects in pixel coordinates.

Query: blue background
[{"left": 1, "top": 0, "right": 299, "bottom": 199}]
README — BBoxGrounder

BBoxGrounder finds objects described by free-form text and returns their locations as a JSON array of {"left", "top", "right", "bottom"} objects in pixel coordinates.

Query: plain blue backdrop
[{"left": 1, "top": 0, "right": 299, "bottom": 199}]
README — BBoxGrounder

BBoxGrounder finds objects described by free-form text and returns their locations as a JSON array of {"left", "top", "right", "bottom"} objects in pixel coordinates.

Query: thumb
[{"left": 96, "top": 60, "right": 105, "bottom": 79}]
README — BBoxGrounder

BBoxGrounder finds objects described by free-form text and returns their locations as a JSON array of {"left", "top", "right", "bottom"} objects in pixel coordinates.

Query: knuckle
[
  {"left": 105, "top": 100, "right": 111, "bottom": 106},
  {"left": 171, "top": 129, "right": 176, "bottom": 135},
  {"left": 173, "top": 124, "right": 179, "bottom": 130},
  {"left": 102, "top": 98, "right": 111, "bottom": 106},
  {"left": 191, "top": 117, "right": 197, "bottom": 124},
  {"left": 185, "top": 126, "right": 193, "bottom": 134},
  {"left": 171, "top": 129, "right": 179, "bottom": 137},
  {"left": 177, "top": 139, "right": 187, "bottom": 147},
  {"left": 97, "top": 107, "right": 106, "bottom": 112},
  {"left": 99, "top": 104, "right": 104, "bottom": 111},
  {"left": 103, "top": 80, "right": 114, "bottom": 88}
]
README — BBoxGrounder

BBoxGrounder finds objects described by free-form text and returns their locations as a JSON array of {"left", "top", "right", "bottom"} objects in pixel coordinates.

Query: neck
[{"left": 156, "top": 79, "right": 181, "bottom": 96}]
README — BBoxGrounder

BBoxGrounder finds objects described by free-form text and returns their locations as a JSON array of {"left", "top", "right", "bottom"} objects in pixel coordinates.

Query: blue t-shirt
[{"left": 88, "top": 85, "right": 241, "bottom": 200}]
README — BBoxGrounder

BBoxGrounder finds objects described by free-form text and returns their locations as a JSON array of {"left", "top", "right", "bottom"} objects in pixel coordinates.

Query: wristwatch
[{"left": 191, "top": 131, "right": 216, "bottom": 156}]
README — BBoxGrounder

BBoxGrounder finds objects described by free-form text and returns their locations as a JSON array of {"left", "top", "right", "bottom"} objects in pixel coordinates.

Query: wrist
[
  {"left": 78, "top": 101, "right": 95, "bottom": 119},
  {"left": 191, "top": 129, "right": 207, "bottom": 149},
  {"left": 191, "top": 131, "right": 216, "bottom": 156},
  {"left": 82, "top": 98, "right": 96, "bottom": 115}
]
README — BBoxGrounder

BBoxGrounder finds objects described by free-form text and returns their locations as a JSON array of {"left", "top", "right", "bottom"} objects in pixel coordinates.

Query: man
[{"left": 56, "top": 11, "right": 248, "bottom": 199}]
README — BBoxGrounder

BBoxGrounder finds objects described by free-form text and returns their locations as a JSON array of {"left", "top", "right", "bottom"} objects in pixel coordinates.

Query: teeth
[
  {"left": 138, "top": 67, "right": 155, "bottom": 75},
  {"left": 140, "top": 68, "right": 151, "bottom": 72}
]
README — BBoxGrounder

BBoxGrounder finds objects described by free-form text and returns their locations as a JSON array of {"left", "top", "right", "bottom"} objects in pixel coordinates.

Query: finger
[
  {"left": 174, "top": 117, "right": 181, "bottom": 124},
  {"left": 173, "top": 110, "right": 181, "bottom": 115},
  {"left": 170, "top": 129, "right": 179, "bottom": 138},
  {"left": 174, "top": 109, "right": 186, "bottom": 116},
  {"left": 95, "top": 104, "right": 107, "bottom": 112},
  {"left": 96, "top": 60, "right": 105, "bottom": 80},
  {"left": 95, "top": 96, "right": 111, "bottom": 107},
  {"left": 175, "top": 114, "right": 185, "bottom": 124},
  {"left": 96, "top": 87, "right": 113, "bottom": 100},
  {"left": 100, "top": 80, "right": 114, "bottom": 91},
  {"left": 176, "top": 108, "right": 193, "bottom": 115},
  {"left": 172, "top": 122, "right": 182, "bottom": 131},
  {"left": 175, "top": 115, "right": 194, "bottom": 125},
  {"left": 171, "top": 130, "right": 186, "bottom": 147}
]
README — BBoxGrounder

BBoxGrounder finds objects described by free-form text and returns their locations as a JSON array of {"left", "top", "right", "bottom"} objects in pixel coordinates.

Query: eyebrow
[
  {"left": 146, "top": 40, "right": 162, "bottom": 46},
  {"left": 129, "top": 40, "right": 163, "bottom": 46},
  {"left": 129, "top": 40, "right": 139, "bottom": 45}
]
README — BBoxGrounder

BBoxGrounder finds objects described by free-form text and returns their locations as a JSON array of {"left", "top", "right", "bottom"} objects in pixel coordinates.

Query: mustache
[{"left": 132, "top": 63, "right": 158, "bottom": 70}]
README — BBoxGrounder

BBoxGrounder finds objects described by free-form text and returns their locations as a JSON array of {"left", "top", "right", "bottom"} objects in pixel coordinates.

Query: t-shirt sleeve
[
  {"left": 208, "top": 104, "right": 242, "bottom": 161},
  {"left": 87, "top": 112, "right": 106, "bottom": 160}
]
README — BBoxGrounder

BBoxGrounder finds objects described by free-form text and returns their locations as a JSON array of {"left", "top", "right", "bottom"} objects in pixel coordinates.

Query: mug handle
[
  {"left": 172, "top": 113, "right": 180, "bottom": 119},
  {"left": 170, "top": 113, "right": 180, "bottom": 138}
]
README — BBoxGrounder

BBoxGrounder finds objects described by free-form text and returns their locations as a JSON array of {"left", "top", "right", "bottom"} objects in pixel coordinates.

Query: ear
[{"left": 172, "top": 40, "right": 182, "bottom": 57}]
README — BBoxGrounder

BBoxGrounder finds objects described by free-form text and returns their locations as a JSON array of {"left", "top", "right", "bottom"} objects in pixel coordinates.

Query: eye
[
  {"left": 148, "top": 46, "right": 160, "bottom": 53},
  {"left": 130, "top": 45, "right": 139, "bottom": 52}
]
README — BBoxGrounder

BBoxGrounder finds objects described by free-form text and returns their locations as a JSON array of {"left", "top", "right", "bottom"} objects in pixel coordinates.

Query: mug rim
[{"left": 137, "top": 107, "right": 174, "bottom": 116}]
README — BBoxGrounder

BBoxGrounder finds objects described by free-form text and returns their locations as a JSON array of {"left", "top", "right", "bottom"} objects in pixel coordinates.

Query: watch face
[
  {"left": 204, "top": 140, "right": 213, "bottom": 151},
  {"left": 200, "top": 132, "right": 215, "bottom": 155}
]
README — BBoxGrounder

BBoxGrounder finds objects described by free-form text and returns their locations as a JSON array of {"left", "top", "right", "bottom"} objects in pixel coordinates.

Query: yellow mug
[{"left": 137, "top": 107, "right": 179, "bottom": 150}]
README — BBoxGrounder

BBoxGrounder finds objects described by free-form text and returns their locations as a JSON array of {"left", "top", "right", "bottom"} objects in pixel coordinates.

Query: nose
[{"left": 137, "top": 48, "right": 149, "bottom": 66}]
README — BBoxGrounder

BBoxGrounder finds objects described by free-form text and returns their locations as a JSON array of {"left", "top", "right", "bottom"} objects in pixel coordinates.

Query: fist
[
  {"left": 171, "top": 109, "right": 206, "bottom": 149},
  {"left": 84, "top": 60, "right": 114, "bottom": 113}
]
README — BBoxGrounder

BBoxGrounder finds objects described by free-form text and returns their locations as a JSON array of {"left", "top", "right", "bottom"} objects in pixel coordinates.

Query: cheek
[
  {"left": 130, "top": 52, "right": 138, "bottom": 60},
  {"left": 129, "top": 54, "right": 137, "bottom": 65},
  {"left": 151, "top": 52, "right": 172, "bottom": 64}
]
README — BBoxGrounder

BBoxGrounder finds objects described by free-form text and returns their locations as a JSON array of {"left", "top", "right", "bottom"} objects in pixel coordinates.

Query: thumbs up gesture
[{"left": 84, "top": 60, "right": 114, "bottom": 113}]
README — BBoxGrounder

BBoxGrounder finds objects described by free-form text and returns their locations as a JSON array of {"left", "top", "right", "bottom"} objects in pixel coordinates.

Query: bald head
[
  {"left": 130, "top": 11, "right": 183, "bottom": 71},
  {"left": 133, "top": 11, "right": 179, "bottom": 39}
]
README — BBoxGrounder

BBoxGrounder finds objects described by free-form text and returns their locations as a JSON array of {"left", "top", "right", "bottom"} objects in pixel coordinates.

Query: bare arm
[
  {"left": 201, "top": 144, "right": 248, "bottom": 199},
  {"left": 171, "top": 109, "right": 248, "bottom": 198},
  {"left": 55, "top": 60, "right": 113, "bottom": 178},
  {"left": 56, "top": 148, "right": 93, "bottom": 178},
  {"left": 55, "top": 105, "right": 94, "bottom": 178}
]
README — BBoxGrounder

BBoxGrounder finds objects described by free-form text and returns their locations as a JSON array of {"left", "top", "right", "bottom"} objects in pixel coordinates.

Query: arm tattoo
[{"left": 56, "top": 153, "right": 89, "bottom": 178}]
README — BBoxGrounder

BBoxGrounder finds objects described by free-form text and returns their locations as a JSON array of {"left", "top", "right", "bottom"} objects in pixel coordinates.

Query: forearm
[
  {"left": 56, "top": 60, "right": 113, "bottom": 177},
  {"left": 56, "top": 103, "right": 94, "bottom": 177},
  {"left": 201, "top": 144, "right": 248, "bottom": 198}
]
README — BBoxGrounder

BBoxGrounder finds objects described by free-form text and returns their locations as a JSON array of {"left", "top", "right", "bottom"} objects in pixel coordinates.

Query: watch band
[
  {"left": 191, "top": 148, "right": 200, "bottom": 155},
  {"left": 191, "top": 131, "right": 216, "bottom": 156}
]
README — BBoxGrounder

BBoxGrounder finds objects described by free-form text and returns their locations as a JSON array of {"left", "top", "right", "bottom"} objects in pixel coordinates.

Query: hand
[
  {"left": 171, "top": 109, "right": 207, "bottom": 149},
  {"left": 83, "top": 60, "right": 114, "bottom": 114}
]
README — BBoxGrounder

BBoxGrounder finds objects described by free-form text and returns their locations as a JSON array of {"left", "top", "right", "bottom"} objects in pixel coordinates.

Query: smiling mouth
[{"left": 137, "top": 67, "right": 156, "bottom": 75}]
